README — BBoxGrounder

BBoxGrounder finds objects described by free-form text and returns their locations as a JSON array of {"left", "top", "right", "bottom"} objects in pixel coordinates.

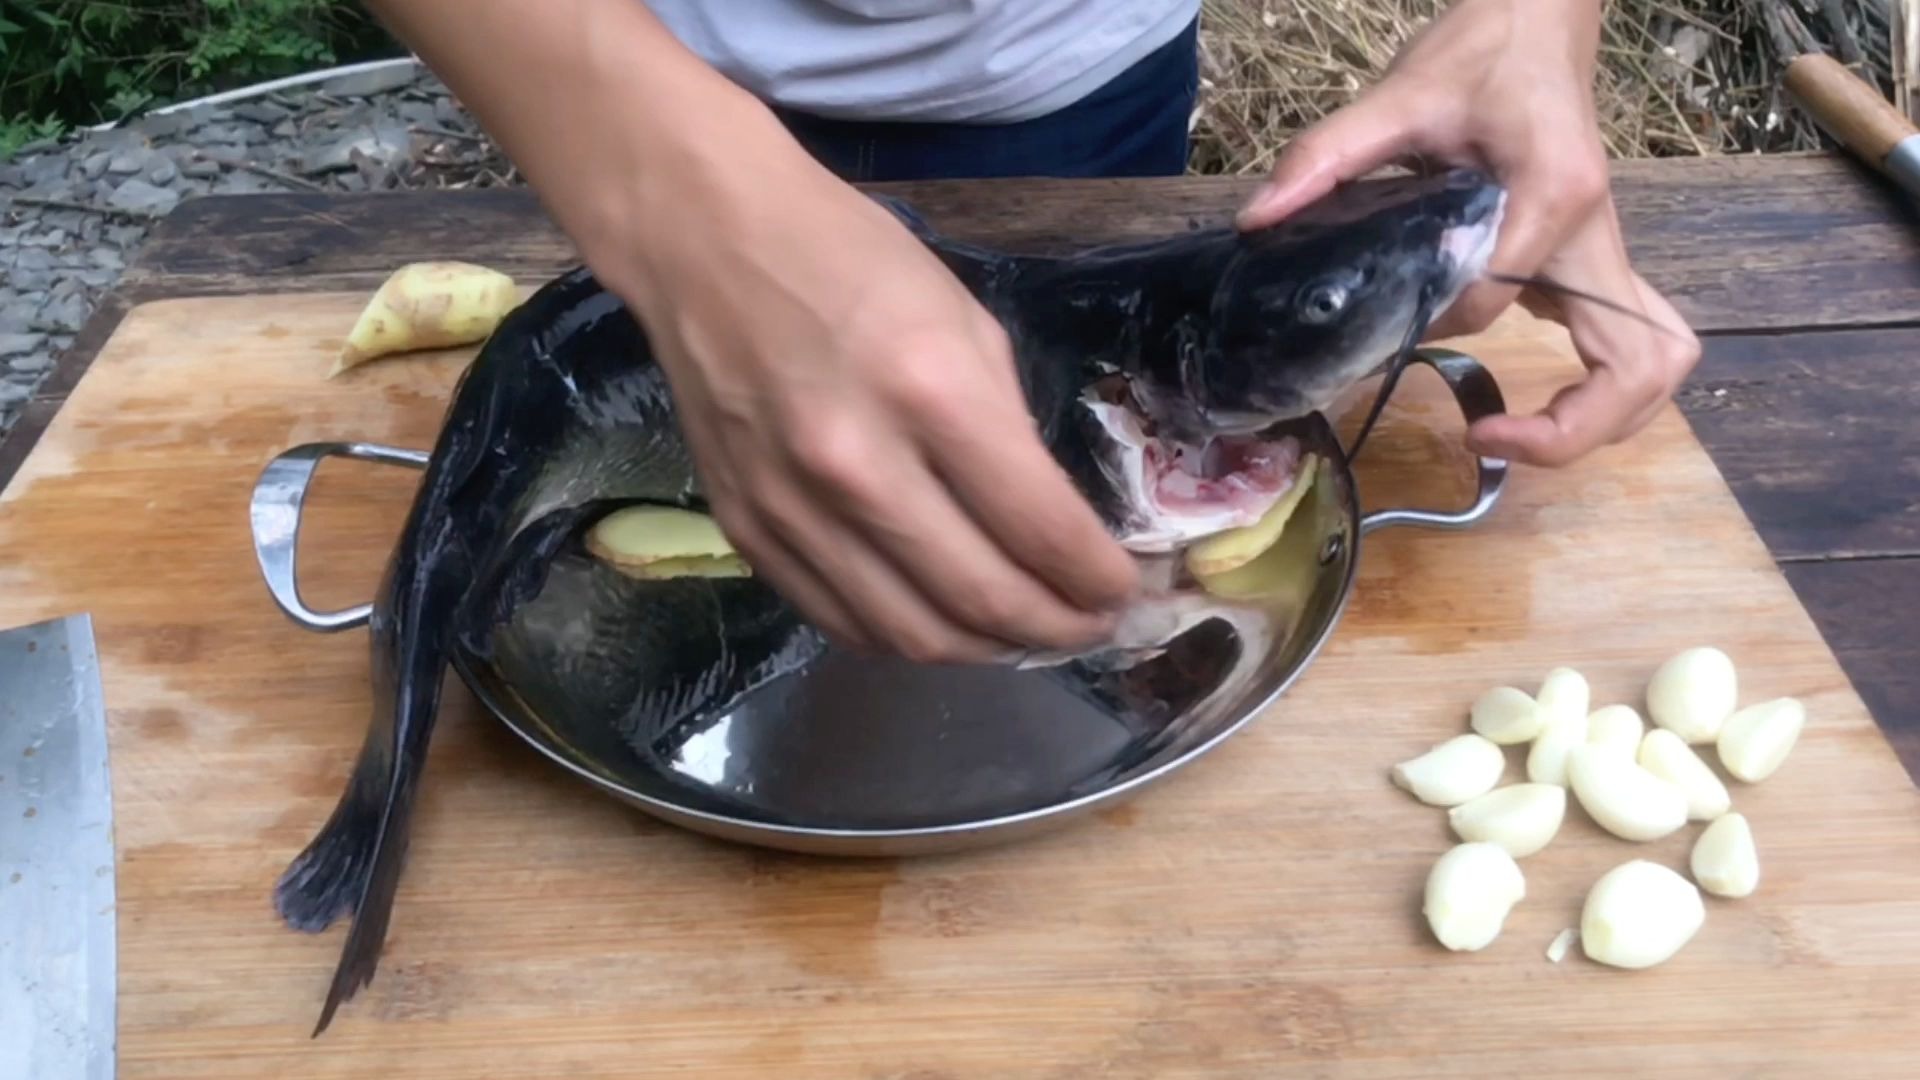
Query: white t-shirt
[{"left": 641, "top": 1, "right": 1201, "bottom": 123}]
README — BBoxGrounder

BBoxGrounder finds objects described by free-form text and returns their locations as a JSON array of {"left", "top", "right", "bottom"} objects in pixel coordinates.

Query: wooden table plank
[
  {"left": 1680, "top": 326, "right": 1920, "bottom": 561},
  {"left": 9, "top": 293, "right": 1920, "bottom": 1074},
  {"left": 119, "top": 153, "right": 1920, "bottom": 334},
  {"left": 1672, "top": 325, "right": 1920, "bottom": 786},
  {"left": 1786, "top": 559, "right": 1920, "bottom": 779},
  {"left": 0, "top": 398, "right": 61, "bottom": 493}
]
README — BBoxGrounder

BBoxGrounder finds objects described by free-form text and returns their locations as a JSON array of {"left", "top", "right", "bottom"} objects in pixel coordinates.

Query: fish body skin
[{"left": 277, "top": 167, "right": 1506, "bottom": 1034}]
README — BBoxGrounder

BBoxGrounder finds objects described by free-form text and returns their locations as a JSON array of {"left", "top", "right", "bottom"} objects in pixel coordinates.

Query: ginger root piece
[{"left": 332, "top": 260, "right": 519, "bottom": 376}]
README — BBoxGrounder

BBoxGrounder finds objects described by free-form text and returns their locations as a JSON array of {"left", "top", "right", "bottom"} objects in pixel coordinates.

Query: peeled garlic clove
[
  {"left": 1566, "top": 746, "right": 1689, "bottom": 842},
  {"left": 1536, "top": 667, "right": 1590, "bottom": 728},
  {"left": 1545, "top": 927, "right": 1578, "bottom": 964},
  {"left": 1717, "top": 697, "right": 1805, "bottom": 783},
  {"left": 1580, "top": 859, "right": 1706, "bottom": 969},
  {"left": 1646, "top": 646, "right": 1738, "bottom": 744},
  {"left": 1447, "top": 783, "right": 1567, "bottom": 858},
  {"left": 1637, "top": 728, "right": 1732, "bottom": 821},
  {"left": 1471, "top": 685, "right": 1543, "bottom": 745},
  {"left": 1691, "top": 812, "right": 1760, "bottom": 898},
  {"left": 1526, "top": 710, "right": 1589, "bottom": 787},
  {"left": 1391, "top": 734, "right": 1505, "bottom": 807},
  {"left": 1424, "top": 842, "right": 1527, "bottom": 952},
  {"left": 1585, "top": 704, "right": 1646, "bottom": 759}
]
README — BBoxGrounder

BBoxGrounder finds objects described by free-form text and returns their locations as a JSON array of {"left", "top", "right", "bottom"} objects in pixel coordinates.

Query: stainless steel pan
[{"left": 249, "top": 348, "right": 1507, "bottom": 857}]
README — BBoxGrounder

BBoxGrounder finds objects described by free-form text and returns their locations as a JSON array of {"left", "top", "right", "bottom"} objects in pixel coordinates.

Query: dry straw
[{"left": 1189, "top": 0, "right": 1901, "bottom": 172}]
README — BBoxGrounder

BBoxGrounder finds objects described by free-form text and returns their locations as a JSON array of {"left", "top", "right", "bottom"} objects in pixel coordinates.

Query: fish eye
[{"left": 1298, "top": 281, "right": 1351, "bottom": 324}]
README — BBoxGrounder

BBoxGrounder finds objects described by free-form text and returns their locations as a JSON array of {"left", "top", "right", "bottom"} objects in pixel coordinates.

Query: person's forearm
[{"left": 361, "top": 0, "right": 808, "bottom": 299}]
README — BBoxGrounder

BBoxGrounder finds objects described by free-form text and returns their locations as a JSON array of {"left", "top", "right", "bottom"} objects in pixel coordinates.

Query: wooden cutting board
[{"left": 2, "top": 290, "right": 1917, "bottom": 1079}]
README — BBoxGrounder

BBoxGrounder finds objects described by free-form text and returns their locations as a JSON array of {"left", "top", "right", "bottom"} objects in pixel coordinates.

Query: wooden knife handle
[{"left": 1785, "top": 51, "right": 1920, "bottom": 164}]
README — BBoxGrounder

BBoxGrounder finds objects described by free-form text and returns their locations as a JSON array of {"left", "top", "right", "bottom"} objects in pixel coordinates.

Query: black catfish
[{"left": 276, "top": 167, "right": 1508, "bottom": 1034}]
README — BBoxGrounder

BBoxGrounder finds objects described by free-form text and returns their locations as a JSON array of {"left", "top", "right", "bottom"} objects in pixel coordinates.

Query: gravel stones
[
  {"left": 12, "top": 249, "right": 53, "bottom": 277},
  {"left": 1, "top": 296, "right": 41, "bottom": 328},
  {"left": 397, "top": 100, "right": 440, "bottom": 129},
  {"left": 0, "top": 333, "right": 46, "bottom": 357},
  {"left": 17, "top": 153, "right": 70, "bottom": 189},
  {"left": 234, "top": 101, "right": 290, "bottom": 125},
  {"left": 0, "top": 63, "right": 520, "bottom": 443},
  {"left": 302, "top": 122, "right": 413, "bottom": 174},
  {"left": 37, "top": 294, "right": 90, "bottom": 334},
  {"left": 106, "top": 178, "right": 180, "bottom": 216}
]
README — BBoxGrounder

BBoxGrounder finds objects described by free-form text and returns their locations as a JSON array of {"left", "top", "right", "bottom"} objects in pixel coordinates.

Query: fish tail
[
  {"left": 272, "top": 743, "right": 388, "bottom": 932},
  {"left": 292, "top": 556, "right": 456, "bottom": 1037},
  {"left": 276, "top": 270, "right": 586, "bottom": 1034},
  {"left": 275, "top": 452, "right": 481, "bottom": 1035},
  {"left": 308, "top": 702, "right": 436, "bottom": 1038}
]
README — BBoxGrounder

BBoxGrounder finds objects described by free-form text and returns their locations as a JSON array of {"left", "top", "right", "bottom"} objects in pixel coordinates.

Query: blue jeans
[{"left": 772, "top": 18, "right": 1200, "bottom": 182}]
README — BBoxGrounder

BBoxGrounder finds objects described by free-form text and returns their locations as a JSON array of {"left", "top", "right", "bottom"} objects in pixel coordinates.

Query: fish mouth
[{"left": 1081, "top": 379, "right": 1305, "bottom": 554}]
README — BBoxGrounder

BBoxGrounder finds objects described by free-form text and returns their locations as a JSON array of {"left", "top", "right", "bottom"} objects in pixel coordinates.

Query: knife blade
[
  {"left": 0, "top": 613, "right": 116, "bottom": 1080},
  {"left": 1784, "top": 51, "right": 1920, "bottom": 206}
]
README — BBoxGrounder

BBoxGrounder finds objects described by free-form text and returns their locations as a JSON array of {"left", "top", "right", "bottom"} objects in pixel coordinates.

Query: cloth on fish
[{"left": 276, "top": 167, "right": 1506, "bottom": 1034}]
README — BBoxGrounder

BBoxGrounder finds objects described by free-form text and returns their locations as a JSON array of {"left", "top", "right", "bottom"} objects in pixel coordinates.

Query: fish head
[
  {"left": 1084, "top": 168, "right": 1504, "bottom": 554},
  {"left": 1196, "top": 167, "right": 1506, "bottom": 427}
]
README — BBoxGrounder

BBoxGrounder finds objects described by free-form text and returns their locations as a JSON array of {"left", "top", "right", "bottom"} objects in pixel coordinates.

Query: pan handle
[
  {"left": 249, "top": 441, "right": 429, "bottom": 633},
  {"left": 1358, "top": 348, "right": 1509, "bottom": 536}
]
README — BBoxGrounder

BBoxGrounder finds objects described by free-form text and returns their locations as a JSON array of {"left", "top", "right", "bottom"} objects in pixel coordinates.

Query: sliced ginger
[
  {"left": 586, "top": 505, "right": 751, "bottom": 580},
  {"left": 1186, "top": 453, "right": 1320, "bottom": 580}
]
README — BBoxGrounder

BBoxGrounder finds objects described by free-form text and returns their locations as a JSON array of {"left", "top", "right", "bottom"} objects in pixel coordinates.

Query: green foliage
[{"left": 0, "top": 0, "right": 399, "bottom": 156}]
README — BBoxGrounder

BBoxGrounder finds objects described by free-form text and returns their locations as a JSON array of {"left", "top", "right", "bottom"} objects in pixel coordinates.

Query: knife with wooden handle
[{"left": 1784, "top": 51, "right": 1920, "bottom": 204}]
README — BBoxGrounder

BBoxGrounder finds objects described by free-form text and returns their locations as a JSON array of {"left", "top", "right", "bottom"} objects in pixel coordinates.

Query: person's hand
[
  {"left": 1466, "top": 195, "right": 1701, "bottom": 465},
  {"left": 606, "top": 140, "right": 1139, "bottom": 664},
  {"left": 363, "top": 0, "right": 1136, "bottom": 663},
  {"left": 1234, "top": 0, "right": 1701, "bottom": 467}
]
